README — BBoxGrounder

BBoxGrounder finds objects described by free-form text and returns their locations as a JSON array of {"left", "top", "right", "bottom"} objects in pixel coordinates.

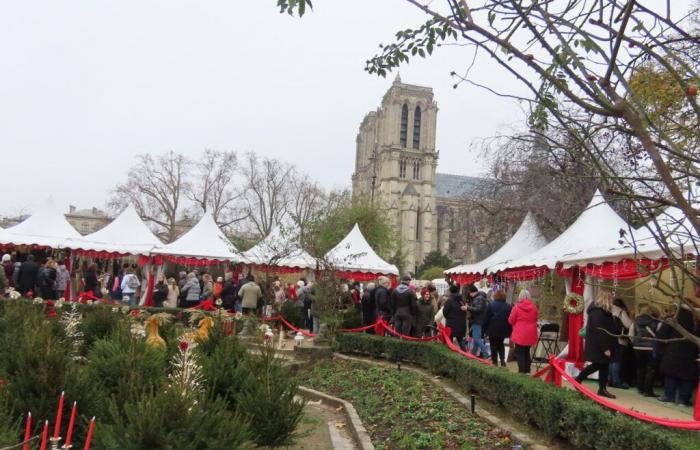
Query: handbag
[{"left": 578, "top": 326, "right": 586, "bottom": 338}]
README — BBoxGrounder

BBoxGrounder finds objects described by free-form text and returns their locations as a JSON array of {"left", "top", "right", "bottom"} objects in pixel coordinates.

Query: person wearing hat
[
  {"left": 391, "top": 275, "right": 417, "bottom": 335},
  {"left": 1, "top": 254, "right": 14, "bottom": 289}
]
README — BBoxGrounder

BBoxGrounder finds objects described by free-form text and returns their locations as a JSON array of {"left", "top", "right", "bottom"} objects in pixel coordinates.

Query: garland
[{"left": 563, "top": 292, "right": 585, "bottom": 314}]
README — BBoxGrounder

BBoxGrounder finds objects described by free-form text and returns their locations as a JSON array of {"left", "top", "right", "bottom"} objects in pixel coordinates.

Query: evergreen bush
[{"left": 280, "top": 300, "right": 305, "bottom": 329}]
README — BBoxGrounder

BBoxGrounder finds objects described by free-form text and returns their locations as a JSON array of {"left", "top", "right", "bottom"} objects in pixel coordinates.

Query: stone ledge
[{"left": 297, "top": 386, "right": 375, "bottom": 450}]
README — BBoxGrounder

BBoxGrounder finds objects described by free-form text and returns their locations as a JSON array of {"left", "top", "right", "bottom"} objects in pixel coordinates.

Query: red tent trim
[
  {"left": 498, "top": 265, "right": 550, "bottom": 281},
  {"left": 252, "top": 264, "right": 309, "bottom": 274},
  {"left": 580, "top": 258, "right": 669, "bottom": 281}
]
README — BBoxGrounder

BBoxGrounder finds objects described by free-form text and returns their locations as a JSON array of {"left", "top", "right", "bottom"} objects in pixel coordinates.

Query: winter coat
[
  {"left": 121, "top": 274, "right": 141, "bottom": 294},
  {"left": 469, "top": 292, "right": 489, "bottom": 326},
  {"left": 361, "top": 288, "right": 377, "bottom": 324},
  {"left": 182, "top": 278, "right": 201, "bottom": 302},
  {"left": 483, "top": 299, "right": 512, "bottom": 338},
  {"left": 583, "top": 304, "right": 617, "bottom": 364},
  {"left": 2, "top": 261, "right": 14, "bottom": 288},
  {"left": 658, "top": 308, "right": 699, "bottom": 381},
  {"left": 165, "top": 285, "right": 179, "bottom": 308},
  {"left": 152, "top": 281, "right": 169, "bottom": 306},
  {"left": 508, "top": 299, "right": 539, "bottom": 346},
  {"left": 201, "top": 281, "right": 214, "bottom": 300},
  {"left": 611, "top": 304, "right": 633, "bottom": 347},
  {"left": 391, "top": 283, "right": 417, "bottom": 319},
  {"left": 220, "top": 280, "right": 237, "bottom": 309},
  {"left": 83, "top": 270, "right": 99, "bottom": 293},
  {"left": 629, "top": 314, "right": 661, "bottom": 351},
  {"left": 443, "top": 293, "right": 467, "bottom": 338},
  {"left": 53, "top": 265, "right": 70, "bottom": 292},
  {"left": 0, "top": 266, "right": 6, "bottom": 291},
  {"left": 17, "top": 260, "right": 39, "bottom": 293},
  {"left": 414, "top": 298, "right": 435, "bottom": 336},
  {"left": 238, "top": 281, "right": 262, "bottom": 310},
  {"left": 38, "top": 267, "right": 57, "bottom": 288},
  {"left": 375, "top": 285, "right": 392, "bottom": 320}
]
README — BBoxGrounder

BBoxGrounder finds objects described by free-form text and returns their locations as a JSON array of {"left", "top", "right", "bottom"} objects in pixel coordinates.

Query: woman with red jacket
[{"left": 508, "top": 289, "right": 539, "bottom": 374}]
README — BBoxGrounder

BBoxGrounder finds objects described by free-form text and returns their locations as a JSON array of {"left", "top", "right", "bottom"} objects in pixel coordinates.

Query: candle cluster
[{"left": 22, "top": 391, "right": 95, "bottom": 450}]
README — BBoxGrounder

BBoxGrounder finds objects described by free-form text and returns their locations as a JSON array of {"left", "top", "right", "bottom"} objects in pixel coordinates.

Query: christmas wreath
[{"left": 563, "top": 292, "right": 585, "bottom": 314}]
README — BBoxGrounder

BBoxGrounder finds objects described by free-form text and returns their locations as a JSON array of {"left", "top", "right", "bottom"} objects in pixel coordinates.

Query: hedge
[{"left": 335, "top": 334, "right": 699, "bottom": 450}]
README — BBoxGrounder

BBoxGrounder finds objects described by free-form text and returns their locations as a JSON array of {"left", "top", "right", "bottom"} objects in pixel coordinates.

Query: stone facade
[
  {"left": 65, "top": 206, "right": 112, "bottom": 235},
  {"left": 352, "top": 76, "right": 487, "bottom": 273}
]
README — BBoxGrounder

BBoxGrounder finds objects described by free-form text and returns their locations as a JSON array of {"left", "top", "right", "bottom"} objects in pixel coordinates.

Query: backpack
[{"left": 126, "top": 275, "right": 140, "bottom": 290}]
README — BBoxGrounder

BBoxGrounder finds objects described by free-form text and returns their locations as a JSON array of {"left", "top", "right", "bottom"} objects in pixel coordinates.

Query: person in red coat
[{"left": 508, "top": 289, "right": 539, "bottom": 374}]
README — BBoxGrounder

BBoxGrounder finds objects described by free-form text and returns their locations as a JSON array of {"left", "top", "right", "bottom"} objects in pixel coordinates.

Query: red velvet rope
[
  {"left": 548, "top": 356, "right": 700, "bottom": 430},
  {"left": 376, "top": 318, "right": 441, "bottom": 342}
]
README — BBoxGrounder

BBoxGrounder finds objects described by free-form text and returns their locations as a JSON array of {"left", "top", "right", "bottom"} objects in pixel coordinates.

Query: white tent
[
  {"left": 0, "top": 208, "right": 81, "bottom": 248},
  {"left": 501, "top": 190, "right": 630, "bottom": 272},
  {"left": 65, "top": 205, "right": 162, "bottom": 255},
  {"left": 559, "top": 205, "right": 699, "bottom": 268},
  {"left": 244, "top": 225, "right": 316, "bottom": 269},
  {"left": 445, "top": 212, "right": 548, "bottom": 276},
  {"left": 152, "top": 213, "right": 246, "bottom": 263},
  {"left": 324, "top": 224, "right": 399, "bottom": 275}
]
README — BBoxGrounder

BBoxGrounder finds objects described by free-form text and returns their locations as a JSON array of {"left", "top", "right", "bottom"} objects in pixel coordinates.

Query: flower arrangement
[{"left": 562, "top": 292, "right": 585, "bottom": 314}]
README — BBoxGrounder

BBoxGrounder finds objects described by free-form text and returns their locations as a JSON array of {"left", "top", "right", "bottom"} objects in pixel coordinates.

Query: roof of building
[{"left": 435, "top": 173, "right": 482, "bottom": 199}]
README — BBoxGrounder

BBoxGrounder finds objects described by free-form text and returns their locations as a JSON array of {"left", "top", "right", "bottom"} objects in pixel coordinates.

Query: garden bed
[
  {"left": 334, "top": 334, "right": 699, "bottom": 450},
  {"left": 302, "top": 357, "right": 525, "bottom": 449}
]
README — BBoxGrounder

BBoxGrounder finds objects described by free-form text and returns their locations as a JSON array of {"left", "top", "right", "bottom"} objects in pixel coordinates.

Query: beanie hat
[{"left": 467, "top": 284, "right": 479, "bottom": 294}]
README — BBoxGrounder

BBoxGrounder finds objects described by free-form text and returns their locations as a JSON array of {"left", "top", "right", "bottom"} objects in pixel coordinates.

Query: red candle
[
  {"left": 39, "top": 420, "right": 49, "bottom": 450},
  {"left": 83, "top": 417, "right": 95, "bottom": 450},
  {"left": 54, "top": 391, "right": 65, "bottom": 439},
  {"left": 64, "top": 402, "right": 77, "bottom": 448},
  {"left": 21, "top": 412, "right": 31, "bottom": 450}
]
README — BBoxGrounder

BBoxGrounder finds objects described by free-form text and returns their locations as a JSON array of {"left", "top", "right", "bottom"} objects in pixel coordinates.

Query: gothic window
[
  {"left": 413, "top": 106, "right": 421, "bottom": 148},
  {"left": 412, "top": 159, "right": 421, "bottom": 180},
  {"left": 400, "top": 104, "right": 408, "bottom": 148},
  {"left": 399, "top": 158, "right": 407, "bottom": 178},
  {"left": 415, "top": 206, "right": 421, "bottom": 241}
]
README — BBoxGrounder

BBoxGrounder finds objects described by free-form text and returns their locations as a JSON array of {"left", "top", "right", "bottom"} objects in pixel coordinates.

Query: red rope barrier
[
  {"left": 548, "top": 356, "right": 700, "bottom": 430},
  {"left": 377, "top": 319, "right": 441, "bottom": 342}
]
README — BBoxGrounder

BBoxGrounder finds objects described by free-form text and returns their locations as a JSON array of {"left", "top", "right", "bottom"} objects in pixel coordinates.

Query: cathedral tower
[{"left": 352, "top": 75, "right": 439, "bottom": 273}]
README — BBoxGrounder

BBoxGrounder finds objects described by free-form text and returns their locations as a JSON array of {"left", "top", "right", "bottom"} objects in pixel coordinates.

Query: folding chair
[{"left": 531, "top": 323, "right": 560, "bottom": 370}]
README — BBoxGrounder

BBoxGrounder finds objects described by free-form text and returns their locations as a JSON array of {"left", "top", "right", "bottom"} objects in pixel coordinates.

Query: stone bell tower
[{"left": 352, "top": 74, "right": 439, "bottom": 273}]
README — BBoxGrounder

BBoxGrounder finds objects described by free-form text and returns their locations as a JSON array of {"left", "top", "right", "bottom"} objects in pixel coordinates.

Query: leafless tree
[
  {"left": 287, "top": 177, "right": 327, "bottom": 244},
  {"left": 187, "top": 149, "right": 245, "bottom": 228},
  {"left": 238, "top": 152, "right": 296, "bottom": 237},
  {"left": 109, "top": 151, "right": 190, "bottom": 242}
]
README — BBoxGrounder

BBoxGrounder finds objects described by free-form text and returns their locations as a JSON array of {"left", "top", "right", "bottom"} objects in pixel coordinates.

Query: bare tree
[
  {"left": 238, "top": 152, "right": 296, "bottom": 237},
  {"left": 109, "top": 151, "right": 190, "bottom": 242},
  {"left": 187, "top": 149, "right": 245, "bottom": 228},
  {"left": 288, "top": 177, "right": 327, "bottom": 244}
]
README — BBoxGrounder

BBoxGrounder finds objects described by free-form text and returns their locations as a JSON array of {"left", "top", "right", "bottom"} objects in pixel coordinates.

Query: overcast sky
[{"left": 0, "top": 1, "right": 531, "bottom": 216}]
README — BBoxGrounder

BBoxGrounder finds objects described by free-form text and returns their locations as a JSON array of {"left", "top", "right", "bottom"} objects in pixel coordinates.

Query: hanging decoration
[{"left": 562, "top": 292, "right": 585, "bottom": 314}]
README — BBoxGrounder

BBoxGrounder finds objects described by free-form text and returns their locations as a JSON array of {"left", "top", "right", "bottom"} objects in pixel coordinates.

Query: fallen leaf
[
  {"left": 335, "top": 406, "right": 344, "bottom": 412},
  {"left": 335, "top": 421, "right": 346, "bottom": 429}
]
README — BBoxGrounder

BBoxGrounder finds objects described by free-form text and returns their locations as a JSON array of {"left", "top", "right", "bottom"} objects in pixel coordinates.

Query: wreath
[{"left": 563, "top": 292, "right": 585, "bottom": 314}]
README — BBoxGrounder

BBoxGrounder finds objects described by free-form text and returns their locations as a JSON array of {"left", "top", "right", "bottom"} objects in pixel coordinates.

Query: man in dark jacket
[
  {"left": 375, "top": 277, "right": 393, "bottom": 323},
  {"left": 17, "top": 254, "right": 39, "bottom": 295},
  {"left": 443, "top": 284, "right": 469, "bottom": 350},
  {"left": 220, "top": 273, "right": 237, "bottom": 310},
  {"left": 360, "top": 282, "right": 377, "bottom": 333},
  {"left": 483, "top": 289, "right": 512, "bottom": 366},
  {"left": 391, "top": 275, "right": 417, "bottom": 335},
  {"left": 467, "top": 284, "right": 490, "bottom": 359},
  {"left": 657, "top": 308, "right": 698, "bottom": 406}
]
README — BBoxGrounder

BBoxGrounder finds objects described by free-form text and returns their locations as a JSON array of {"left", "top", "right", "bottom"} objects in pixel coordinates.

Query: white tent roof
[
  {"left": 559, "top": 205, "right": 699, "bottom": 267},
  {"left": 65, "top": 205, "right": 162, "bottom": 255},
  {"left": 152, "top": 213, "right": 246, "bottom": 262},
  {"left": 445, "top": 212, "right": 548, "bottom": 275},
  {"left": 244, "top": 225, "right": 316, "bottom": 269},
  {"left": 502, "top": 190, "right": 630, "bottom": 271},
  {"left": 324, "top": 224, "right": 399, "bottom": 275},
  {"left": 0, "top": 208, "right": 81, "bottom": 248}
]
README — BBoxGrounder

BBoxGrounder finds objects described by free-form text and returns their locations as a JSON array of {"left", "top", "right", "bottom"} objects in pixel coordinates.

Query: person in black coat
[
  {"left": 83, "top": 263, "right": 100, "bottom": 296},
  {"left": 152, "top": 273, "right": 169, "bottom": 307},
  {"left": 220, "top": 273, "right": 237, "bottom": 310},
  {"left": 37, "top": 259, "right": 57, "bottom": 300},
  {"left": 360, "top": 282, "right": 377, "bottom": 334},
  {"left": 391, "top": 275, "right": 417, "bottom": 335},
  {"left": 375, "top": 277, "right": 393, "bottom": 323},
  {"left": 17, "top": 254, "right": 40, "bottom": 295},
  {"left": 575, "top": 289, "right": 618, "bottom": 398},
  {"left": 657, "top": 307, "right": 699, "bottom": 406},
  {"left": 483, "top": 288, "right": 512, "bottom": 367},
  {"left": 467, "top": 285, "right": 490, "bottom": 359},
  {"left": 443, "top": 284, "right": 469, "bottom": 351}
]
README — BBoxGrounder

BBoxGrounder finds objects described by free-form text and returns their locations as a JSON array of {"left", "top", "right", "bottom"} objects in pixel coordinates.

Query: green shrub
[
  {"left": 335, "top": 334, "right": 699, "bottom": 450},
  {"left": 280, "top": 301, "right": 305, "bottom": 329},
  {"left": 96, "top": 389, "right": 252, "bottom": 450},
  {"left": 233, "top": 346, "right": 306, "bottom": 448},
  {"left": 200, "top": 335, "right": 248, "bottom": 408},
  {"left": 79, "top": 304, "right": 125, "bottom": 352},
  {"left": 418, "top": 265, "right": 445, "bottom": 280},
  {"left": 339, "top": 307, "right": 363, "bottom": 329}
]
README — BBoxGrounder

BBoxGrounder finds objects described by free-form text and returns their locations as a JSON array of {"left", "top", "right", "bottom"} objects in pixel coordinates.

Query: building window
[
  {"left": 413, "top": 106, "right": 421, "bottom": 148},
  {"left": 416, "top": 206, "right": 421, "bottom": 241},
  {"left": 399, "top": 158, "right": 407, "bottom": 178},
  {"left": 412, "top": 159, "right": 421, "bottom": 180},
  {"left": 80, "top": 222, "right": 90, "bottom": 234},
  {"left": 400, "top": 104, "right": 408, "bottom": 148}
]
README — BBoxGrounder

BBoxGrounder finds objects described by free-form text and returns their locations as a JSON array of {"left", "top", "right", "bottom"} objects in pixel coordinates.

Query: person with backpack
[
  {"left": 483, "top": 288, "right": 512, "bottom": 367},
  {"left": 37, "top": 259, "right": 58, "bottom": 300},
  {"left": 361, "top": 282, "right": 377, "bottom": 334},
  {"left": 120, "top": 268, "right": 141, "bottom": 306},
  {"left": 628, "top": 304, "right": 662, "bottom": 397}
]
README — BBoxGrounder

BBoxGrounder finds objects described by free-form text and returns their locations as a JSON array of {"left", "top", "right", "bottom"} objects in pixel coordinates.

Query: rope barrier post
[{"left": 470, "top": 395, "right": 476, "bottom": 414}]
